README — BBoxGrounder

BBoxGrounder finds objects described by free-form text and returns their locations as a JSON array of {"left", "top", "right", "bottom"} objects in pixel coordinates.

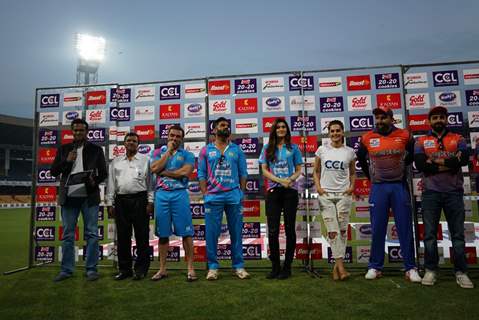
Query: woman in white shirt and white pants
[{"left": 313, "top": 120, "right": 356, "bottom": 280}]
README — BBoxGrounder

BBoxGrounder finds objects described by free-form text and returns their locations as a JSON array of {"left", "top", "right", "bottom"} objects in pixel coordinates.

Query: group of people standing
[{"left": 50, "top": 103, "right": 474, "bottom": 288}]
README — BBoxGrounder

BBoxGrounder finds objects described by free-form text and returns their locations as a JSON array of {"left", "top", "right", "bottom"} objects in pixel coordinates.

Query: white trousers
[{"left": 318, "top": 193, "right": 352, "bottom": 259}]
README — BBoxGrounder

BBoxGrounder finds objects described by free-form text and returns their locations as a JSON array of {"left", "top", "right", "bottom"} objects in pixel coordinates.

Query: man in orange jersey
[
  {"left": 414, "top": 106, "right": 473, "bottom": 289},
  {"left": 357, "top": 106, "right": 421, "bottom": 282}
]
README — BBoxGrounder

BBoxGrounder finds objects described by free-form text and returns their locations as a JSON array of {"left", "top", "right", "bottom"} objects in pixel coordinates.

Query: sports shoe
[
  {"left": 206, "top": 269, "right": 219, "bottom": 281},
  {"left": 234, "top": 268, "right": 251, "bottom": 279},
  {"left": 421, "top": 270, "right": 437, "bottom": 286},
  {"left": 364, "top": 268, "right": 382, "bottom": 280},
  {"left": 86, "top": 271, "right": 100, "bottom": 281},
  {"left": 53, "top": 272, "right": 72, "bottom": 282},
  {"left": 456, "top": 272, "right": 474, "bottom": 289},
  {"left": 405, "top": 268, "right": 422, "bottom": 283}
]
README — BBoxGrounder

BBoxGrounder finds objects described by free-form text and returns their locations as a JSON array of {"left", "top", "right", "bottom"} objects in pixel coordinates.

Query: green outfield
[{"left": 0, "top": 208, "right": 478, "bottom": 320}]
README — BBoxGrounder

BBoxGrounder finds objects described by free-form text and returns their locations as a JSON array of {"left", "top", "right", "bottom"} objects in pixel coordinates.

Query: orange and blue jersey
[
  {"left": 357, "top": 126, "right": 416, "bottom": 271},
  {"left": 150, "top": 146, "right": 195, "bottom": 191},
  {"left": 258, "top": 143, "right": 303, "bottom": 190},
  {"left": 357, "top": 126, "right": 414, "bottom": 183},
  {"left": 414, "top": 130, "right": 468, "bottom": 193},
  {"left": 197, "top": 142, "right": 247, "bottom": 194}
]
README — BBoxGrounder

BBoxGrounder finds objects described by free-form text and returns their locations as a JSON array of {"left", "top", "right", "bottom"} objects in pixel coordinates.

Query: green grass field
[{"left": 1, "top": 208, "right": 478, "bottom": 320}]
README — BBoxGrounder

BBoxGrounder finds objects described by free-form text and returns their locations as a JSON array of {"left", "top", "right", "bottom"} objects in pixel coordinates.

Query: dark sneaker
[
  {"left": 86, "top": 271, "right": 100, "bottom": 281},
  {"left": 53, "top": 272, "right": 72, "bottom": 282}
]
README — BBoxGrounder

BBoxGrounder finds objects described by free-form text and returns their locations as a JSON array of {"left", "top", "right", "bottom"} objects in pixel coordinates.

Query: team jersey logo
[
  {"left": 424, "top": 140, "right": 436, "bottom": 148},
  {"left": 370, "top": 138, "right": 380, "bottom": 147}
]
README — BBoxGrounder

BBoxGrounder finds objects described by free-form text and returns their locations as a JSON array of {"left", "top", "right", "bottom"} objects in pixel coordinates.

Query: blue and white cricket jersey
[
  {"left": 258, "top": 143, "right": 303, "bottom": 190},
  {"left": 150, "top": 146, "right": 195, "bottom": 191}
]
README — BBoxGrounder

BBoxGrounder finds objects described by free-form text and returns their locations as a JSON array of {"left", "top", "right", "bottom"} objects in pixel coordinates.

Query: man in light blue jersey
[
  {"left": 150, "top": 125, "right": 197, "bottom": 282},
  {"left": 198, "top": 117, "right": 249, "bottom": 280}
]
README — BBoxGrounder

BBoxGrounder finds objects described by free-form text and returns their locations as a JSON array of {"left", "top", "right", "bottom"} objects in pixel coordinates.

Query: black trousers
[
  {"left": 265, "top": 187, "right": 299, "bottom": 268},
  {"left": 115, "top": 192, "right": 150, "bottom": 274}
]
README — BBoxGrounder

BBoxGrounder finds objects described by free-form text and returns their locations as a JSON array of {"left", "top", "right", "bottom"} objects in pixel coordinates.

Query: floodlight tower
[{"left": 75, "top": 33, "right": 106, "bottom": 85}]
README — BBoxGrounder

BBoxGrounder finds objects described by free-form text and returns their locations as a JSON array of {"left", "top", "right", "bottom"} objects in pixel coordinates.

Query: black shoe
[
  {"left": 266, "top": 270, "right": 280, "bottom": 279},
  {"left": 277, "top": 269, "right": 291, "bottom": 280},
  {"left": 132, "top": 273, "right": 146, "bottom": 281},
  {"left": 114, "top": 272, "right": 132, "bottom": 280},
  {"left": 53, "top": 272, "right": 72, "bottom": 282}
]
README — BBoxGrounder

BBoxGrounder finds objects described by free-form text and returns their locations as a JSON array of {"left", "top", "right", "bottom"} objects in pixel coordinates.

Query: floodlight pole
[{"left": 76, "top": 60, "right": 99, "bottom": 85}]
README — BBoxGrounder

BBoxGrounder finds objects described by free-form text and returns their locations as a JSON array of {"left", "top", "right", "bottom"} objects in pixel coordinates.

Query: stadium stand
[{"left": 0, "top": 114, "right": 33, "bottom": 204}]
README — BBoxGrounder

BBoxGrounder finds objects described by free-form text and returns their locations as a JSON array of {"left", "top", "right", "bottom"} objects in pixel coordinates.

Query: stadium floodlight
[
  {"left": 75, "top": 33, "right": 105, "bottom": 85},
  {"left": 76, "top": 33, "right": 106, "bottom": 62}
]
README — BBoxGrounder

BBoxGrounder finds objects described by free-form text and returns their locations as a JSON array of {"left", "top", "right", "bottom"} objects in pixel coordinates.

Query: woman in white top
[{"left": 313, "top": 120, "right": 356, "bottom": 280}]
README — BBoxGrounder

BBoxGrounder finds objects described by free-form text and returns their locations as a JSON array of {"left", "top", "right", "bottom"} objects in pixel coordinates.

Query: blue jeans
[
  {"left": 422, "top": 190, "right": 467, "bottom": 272},
  {"left": 60, "top": 199, "right": 99, "bottom": 274}
]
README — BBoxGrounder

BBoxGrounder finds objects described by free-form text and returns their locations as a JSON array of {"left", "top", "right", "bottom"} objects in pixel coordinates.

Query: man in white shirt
[{"left": 106, "top": 132, "right": 154, "bottom": 280}]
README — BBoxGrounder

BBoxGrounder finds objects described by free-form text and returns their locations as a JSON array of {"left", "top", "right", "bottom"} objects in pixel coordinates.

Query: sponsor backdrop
[{"left": 32, "top": 62, "right": 479, "bottom": 268}]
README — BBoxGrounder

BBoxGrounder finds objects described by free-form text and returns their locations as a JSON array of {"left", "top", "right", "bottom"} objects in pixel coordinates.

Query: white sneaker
[
  {"left": 365, "top": 268, "right": 382, "bottom": 280},
  {"left": 206, "top": 269, "right": 219, "bottom": 281},
  {"left": 456, "top": 272, "right": 474, "bottom": 289},
  {"left": 421, "top": 270, "right": 437, "bottom": 286},
  {"left": 405, "top": 268, "right": 422, "bottom": 283},
  {"left": 234, "top": 268, "right": 250, "bottom": 279}
]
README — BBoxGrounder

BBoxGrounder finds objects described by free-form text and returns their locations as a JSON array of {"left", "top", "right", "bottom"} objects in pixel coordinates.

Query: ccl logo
[
  {"left": 324, "top": 160, "right": 345, "bottom": 170},
  {"left": 190, "top": 204, "right": 205, "bottom": 218},
  {"left": 433, "top": 70, "right": 459, "bottom": 87},
  {"left": 38, "top": 169, "right": 55, "bottom": 183},
  {"left": 35, "top": 227, "right": 55, "bottom": 241},
  {"left": 350, "top": 116, "right": 373, "bottom": 131},
  {"left": 110, "top": 107, "right": 130, "bottom": 121},
  {"left": 40, "top": 94, "right": 60, "bottom": 108},
  {"left": 246, "top": 179, "right": 260, "bottom": 193},
  {"left": 87, "top": 129, "right": 106, "bottom": 142},
  {"left": 388, "top": 246, "right": 404, "bottom": 262},
  {"left": 447, "top": 112, "right": 463, "bottom": 127},
  {"left": 160, "top": 85, "right": 180, "bottom": 100},
  {"left": 289, "top": 76, "right": 314, "bottom": 91}
]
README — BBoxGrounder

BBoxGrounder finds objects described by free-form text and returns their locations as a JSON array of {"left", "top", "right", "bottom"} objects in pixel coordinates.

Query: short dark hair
[
  {"left": 70, "top": 118, "right": 89, "bottom": 130},
  {"left": 328, "top": 120, "right": 344, "bottom": 131},
  {"left": 124, "top": 132, "right": 140, "bottom": 143},
  {"left": 214, "top": 117, "right": 229, "bottom": 128},
  {"left": 168, "top": 125, "right": 184, "bottom": 138}
]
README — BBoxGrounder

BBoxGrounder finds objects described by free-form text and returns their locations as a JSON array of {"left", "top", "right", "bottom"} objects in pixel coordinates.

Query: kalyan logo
[
  {"left": 347, "top": 75, "right": 371, "bottom": 91},
  {"left": 291, "top": 136, "right": 317, "bottom": 153},
  {"left": 235, "top": 98, "right": 258, "bottom": 113},
  {"left": 208, "top": 80, "right": 231, "bottom": 95},
  {"left": 159, "top": 104, "right": 180, "bottom": 119},
  {"left": 376, "top": 93, "right": 401, "bottom": 109},
  {"left": 38, "top": 148, "right": 57, "bottom": 164},
  {"left": 36, "top": 186, "right": 57, "bottom": 202}
]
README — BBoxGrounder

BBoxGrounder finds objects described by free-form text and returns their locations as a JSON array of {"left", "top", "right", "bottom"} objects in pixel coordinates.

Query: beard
[
  {"left": 216, "top": 128, "right": 230, "bottom": 138},
  {"left": 432, "top": 122, "right": 446, "bottom": 133}
]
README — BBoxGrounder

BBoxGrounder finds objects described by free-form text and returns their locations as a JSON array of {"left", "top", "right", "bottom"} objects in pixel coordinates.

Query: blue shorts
[{"left": 154, "top": 189, "right": 194, "bottom": 238}]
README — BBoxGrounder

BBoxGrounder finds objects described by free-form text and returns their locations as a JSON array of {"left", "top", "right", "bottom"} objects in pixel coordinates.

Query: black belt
[{"left": 116, "top": 191, "right": 147, "bottom": 199}]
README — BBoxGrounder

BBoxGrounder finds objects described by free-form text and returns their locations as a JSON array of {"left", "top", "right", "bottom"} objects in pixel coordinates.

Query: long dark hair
[{"left": 266, "top": 118, "right": 292, "bottom": 163}]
